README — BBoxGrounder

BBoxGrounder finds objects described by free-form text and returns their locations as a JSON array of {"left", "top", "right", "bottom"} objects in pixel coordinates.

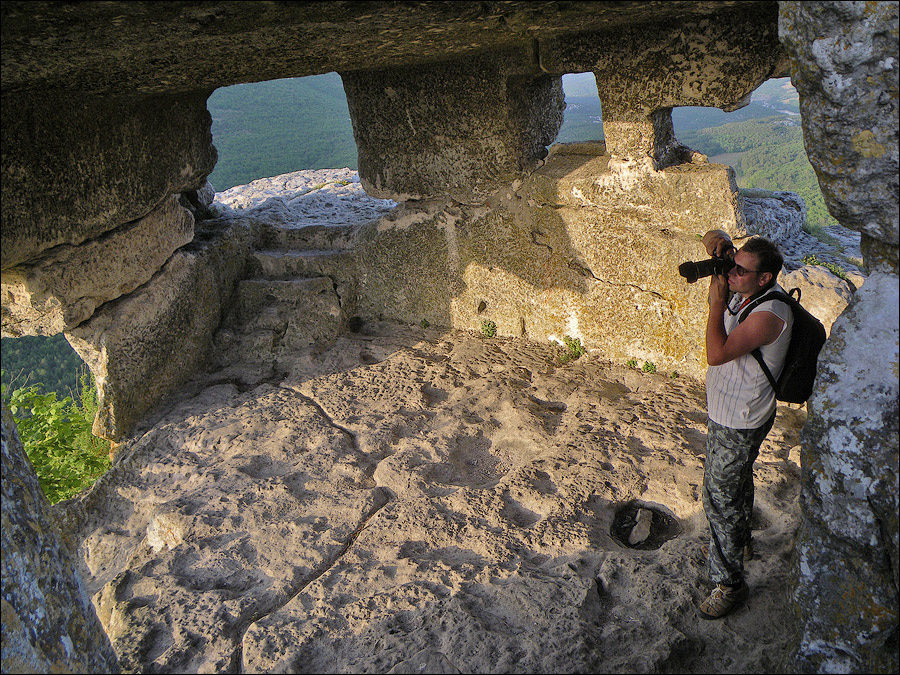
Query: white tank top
[{"left": 706, "top": 284, "right": 794, "bottom": 429}]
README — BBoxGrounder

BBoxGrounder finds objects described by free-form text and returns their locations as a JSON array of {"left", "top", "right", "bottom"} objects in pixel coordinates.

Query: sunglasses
[{"left": 731, "top": 263, "right": 761, "bottom": 277}]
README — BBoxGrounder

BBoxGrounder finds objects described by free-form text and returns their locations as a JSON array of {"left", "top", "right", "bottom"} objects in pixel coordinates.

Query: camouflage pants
[{"left": 702, "top": 414, "right": 774, "bottom": 586}]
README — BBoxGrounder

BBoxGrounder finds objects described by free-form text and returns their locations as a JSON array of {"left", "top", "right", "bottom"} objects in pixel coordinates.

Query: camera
[{"left": 678, "top": 256, "right": 735, "bottom": 283}]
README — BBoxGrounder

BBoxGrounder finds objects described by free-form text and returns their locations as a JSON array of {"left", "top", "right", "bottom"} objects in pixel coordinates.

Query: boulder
[
  {"left": 1, "top": 405, "right": 119, "bottom": 673},
  {"left": 778, "top": 266, "right": 854, "bottom": 336},
  {"left": 779, "top": 1, "right": 899, "bottom": 246},
  {"left": 1, "top": 90, "right": 215, "bottom": 269},
  {"left": 66, "top": 218, "right": 253, "bottom": 441},
  {"left": 2, "top": 195, "right": 194, "bottom": 337},
  {"left": 795, "top": 272, "right": 899, "bottom": 674}
]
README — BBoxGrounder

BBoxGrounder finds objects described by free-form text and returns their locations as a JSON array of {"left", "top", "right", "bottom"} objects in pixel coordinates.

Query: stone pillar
[
  {"left": 341, "top": 47, "right": 564, "bottom": 201},
  {"left": 779, "top": 2, "right": 899, "bottom": 672},
  {"left": 541, "top": 2, "right": 787, "bottom": 167},
  {"left": 65, "top": 218, "right": 254, "bottom": 442},
  {"left": 1, "top": 89, "right": 216, "bottom": 269},
  {"left": 1, "top": 404, "right": 120, "bottom": 673}
]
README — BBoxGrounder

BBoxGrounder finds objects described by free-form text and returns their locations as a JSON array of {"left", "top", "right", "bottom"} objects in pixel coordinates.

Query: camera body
[{"left": 678, "top": 255, "right": 735, "bottom": 283}]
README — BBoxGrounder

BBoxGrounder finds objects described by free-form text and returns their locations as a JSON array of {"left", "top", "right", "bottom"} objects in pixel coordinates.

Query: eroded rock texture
[
  {"left": 541, "top": 2, "right": 787, "bottom": 165},
  {"left": 343, "top": 47, "right": 564, "bottom": 201},
  {"left": 1, "top": 405, "right": 119, "bottom": 673},
  {"left": 780, "top": 1, "right": 899, "bottom": 248},
  {"left": 58, "top": 324, "right": 808, "bottom": 673},
  {"left": 779, "top": 2, "right": 900, "bottom": 672},
  {"left": 796, "top": 274, "right": 899, "bottom": 674},
  {"left": 0, "top": 1, "right": 897, "bottom": 671},
  {"left": 1, "top": 195, "right": 195, "bottom": 338},
  {"left": 65, "top": 218, "right": 253, "bottom": 442},
  {"left": 1, "top": 91, "right": 215, "bottom": 269}
]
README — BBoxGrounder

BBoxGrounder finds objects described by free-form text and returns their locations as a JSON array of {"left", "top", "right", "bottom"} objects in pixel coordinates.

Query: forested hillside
[
  {"left": 206, "top": 72, "right": 357, "bottom": 191},
  {"left": 2, "top": 75, "right": 833, "bottom": 402}
]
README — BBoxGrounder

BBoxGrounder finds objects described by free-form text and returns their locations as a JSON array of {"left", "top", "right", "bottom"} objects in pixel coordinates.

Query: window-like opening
[
  {"left": 674, "top": 77, "right": 839, "bottom": 233},
  {"left": 558, "top": 72, "right": 602, "bottom": 143},
  {"left": 206, "top": 72, "right": 358, "bottom": 192}
]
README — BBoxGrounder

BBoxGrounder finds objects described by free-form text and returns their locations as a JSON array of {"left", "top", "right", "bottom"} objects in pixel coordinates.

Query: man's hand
[
  {"left": 702, "top": 230, "right": 734, "bottom": 258},
  {"left": 708, "top": 272, "right": 729, "bottom": 309}
]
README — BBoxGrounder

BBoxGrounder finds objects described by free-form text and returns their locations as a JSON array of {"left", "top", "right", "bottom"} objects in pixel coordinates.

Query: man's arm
[{"left": 706, "top": 275, "right": 784, "bottom": 366}]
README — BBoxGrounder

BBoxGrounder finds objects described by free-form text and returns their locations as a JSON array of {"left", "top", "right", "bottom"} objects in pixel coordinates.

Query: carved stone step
[
  {"left": 256, "top": 222, "right": 357, "bottom": 251},
  {"left": 248, "top": 249, "right": 357, "bottom": 281},
  {"left": 214, "top": 277, "right": 343, "bottom": 366}
]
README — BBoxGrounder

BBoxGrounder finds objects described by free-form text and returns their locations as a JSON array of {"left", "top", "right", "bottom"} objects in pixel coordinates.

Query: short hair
[{"left": 741, "top": 237, "right": 783, "bottom": 277}]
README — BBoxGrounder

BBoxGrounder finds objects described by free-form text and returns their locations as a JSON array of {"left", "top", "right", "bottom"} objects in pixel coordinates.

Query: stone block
[
  {"left": 779, "top": 265, "right": 853, "bottom": 336},
  {"left": 1, "top": 89, "right": 215, "bottom": 268},
  {"left": 541, "top": 3, "right": 786, "bottom": 163},
  {"left": 1, "top": 195, "right": 194, "bottom": 337},
  {"left": 349, "top": 144, "right": 746, "bottom": 378},
  {"left": 341, "top": 47, "right": 563, "bottom": 201},
  {"left": 794, "top": 272, "right": 899, "bottom": 674},
  {"left": 779, "top": 1, "right": 899, "bottom": 246},
  {"left": 65, "top": 219, "right": 253, "bottom": 441},
  {"left": 1, "top": 405, "right": 119, "bottom": 673}
]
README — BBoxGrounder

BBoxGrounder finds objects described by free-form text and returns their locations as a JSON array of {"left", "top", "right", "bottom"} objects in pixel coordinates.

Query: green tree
[{"left": 4, "top": 367, "right": 110, "bottom": 504}]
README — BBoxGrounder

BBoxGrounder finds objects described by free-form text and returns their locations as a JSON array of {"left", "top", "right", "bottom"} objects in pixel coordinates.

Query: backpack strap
[{"left": 737, "top": 289, "right": 792, "bottom": 393}]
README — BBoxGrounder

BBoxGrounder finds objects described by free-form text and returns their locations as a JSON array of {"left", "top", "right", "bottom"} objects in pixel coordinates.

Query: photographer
[{"left": 697, "top": 229, "right": 793, "bottom": 620}]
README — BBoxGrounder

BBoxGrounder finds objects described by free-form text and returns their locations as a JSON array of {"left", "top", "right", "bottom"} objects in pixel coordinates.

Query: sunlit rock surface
[
  {"left": 58, "top": 322, "right": 808, "bottom": 673},
  {"left": 1, "top": 195, "right": 195, "bottom": 338},
  {"left": 796, "top": 273, "right": 899, "bottom": 674}
]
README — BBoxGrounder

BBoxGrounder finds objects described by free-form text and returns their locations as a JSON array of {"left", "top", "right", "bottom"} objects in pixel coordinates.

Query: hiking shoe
[{"left": 698, "top": 581, "right": 749, "bottom": 620}]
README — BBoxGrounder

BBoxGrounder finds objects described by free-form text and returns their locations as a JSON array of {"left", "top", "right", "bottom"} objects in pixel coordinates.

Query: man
[{"left": 698, "top": 229, "right": 793, "bottom": 620}]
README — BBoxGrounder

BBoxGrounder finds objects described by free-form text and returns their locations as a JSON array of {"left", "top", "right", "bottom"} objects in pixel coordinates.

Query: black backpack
[{"left": 737, "top": 288, "right": 827, "bottom": 404}]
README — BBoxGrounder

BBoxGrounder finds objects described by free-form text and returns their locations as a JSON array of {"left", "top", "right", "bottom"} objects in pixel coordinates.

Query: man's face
[{"left": 727, "top": 249, "right": 767, "bottom": 295}]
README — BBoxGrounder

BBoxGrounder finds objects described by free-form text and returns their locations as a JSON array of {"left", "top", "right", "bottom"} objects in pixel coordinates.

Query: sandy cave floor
[{"left": 68, "top": 320, "right": 807, "bottom": 673}]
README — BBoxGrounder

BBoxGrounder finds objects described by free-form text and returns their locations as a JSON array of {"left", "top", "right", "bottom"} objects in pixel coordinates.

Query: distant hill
[{"left": 206, "top": 72, "right": 358, "bottom": 191}]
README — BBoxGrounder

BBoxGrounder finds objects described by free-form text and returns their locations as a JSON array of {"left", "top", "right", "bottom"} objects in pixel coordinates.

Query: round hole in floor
[{"left": 610, "top": 500, "right": 681, "bottom": 550}]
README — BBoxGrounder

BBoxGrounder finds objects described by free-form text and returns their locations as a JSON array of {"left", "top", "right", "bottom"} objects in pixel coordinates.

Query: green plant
[
  {"left": 420, "top": 319, "right": 430, "bottom": 329},
  {"left": 558, "top": 336, "right": 586, "bottom": 364},
  {"left": 802, "top": 254, "right": 848, "bottom": 280},
  {"left": 480, "top": 320, "right": 497, "bottom": 338},
  {"left": 641, "top": 361, "right": 657, "bottom": 374},
  {"left": 626, "top": 358, "right": 639, "bottom": 369},
  {"left": 670, "top": 371, "right": 679, "bottom": 379},
  {"left": 6, "top": 369, "right": 110, "bottom": 504}
]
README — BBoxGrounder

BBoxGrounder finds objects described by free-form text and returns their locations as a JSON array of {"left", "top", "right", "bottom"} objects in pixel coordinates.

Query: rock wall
[
  {"left": 1, "top": 405, "right": 119, "bottom": 673},
  {"left": 0, "top": 1, "right": 897, "bottom": 671},
  {"left": 348, "top": 143, "right": 743, "bottom": 380},
  {"left": 779, "top": 2, "right": 899, "bottom": 673}
]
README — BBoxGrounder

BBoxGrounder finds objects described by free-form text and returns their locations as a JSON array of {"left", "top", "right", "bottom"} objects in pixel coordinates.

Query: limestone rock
[
  {"left": 3, "top": 2, "right": 773, "bottom": 97},
  {"left": 58, "top": 323, "right": 808, "bottom": 674},
  {"left": 349, "top": 145, "right": 744, "bottom": 379},
  {"left": 540, "top": 3, "right": 786, "bottom": 164},
  {"left": 342, "top": 48, "right": 564, "bottom": 201},
  {"left": 1, "top": 90, "right": 215, "bottom": 269},
  {"left": 779, "top": 1, "right": 899, "bottom": 246},
  {"left": 1, "top": 405, "right": 119, "bottom": 673},
  {"left": 178, "top": 180, "right": 216, "bottom": 222},
  {"left": 1, "top": 195, "right": 194, "bottom": 337},
  {"left": 794, "top": 272, "right": 899, "bottom": 674},
  {"left": 779, "top": 266, "right": 854, "bottom": 336},
  {"left": 628, "top": 508, "right": 654, "bottom": 546},
  {"left": 66, "top": 218, "right": 253, "bottom": 441},
  {"left": 214, "top": 277, "right": 344, "bottom": 368},
  {"left": 213, "top": 168, "right": 396, "bottom": 225},
  {"left": 739, "top": 189, "right": 805, "bottom": 245}
]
